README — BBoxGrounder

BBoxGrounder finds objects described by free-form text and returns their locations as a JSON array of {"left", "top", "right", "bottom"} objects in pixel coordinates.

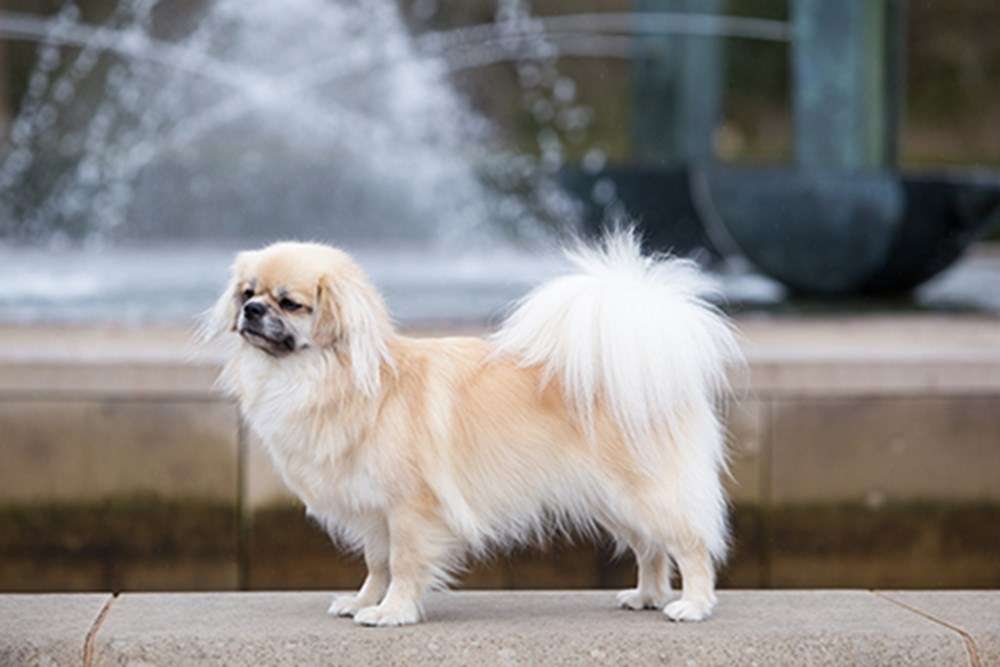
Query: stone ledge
[
  {"left": 1, "top": 591, "right": 996, "bottom": 666},
  {"left": 0, "top": 593, "right": 110, "bottom": 666},
  {"left": 3, "top": 316, "right": 1000, "bottom": 398}
]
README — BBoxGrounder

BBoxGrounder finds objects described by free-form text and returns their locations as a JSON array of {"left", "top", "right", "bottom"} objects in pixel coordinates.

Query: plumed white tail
[{"left": 491, "top": 229, "right": 742, "bottom": 450}]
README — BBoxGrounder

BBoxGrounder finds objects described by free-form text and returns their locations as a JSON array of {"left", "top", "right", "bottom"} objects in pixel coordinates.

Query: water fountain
[
  {"left": 558, "top": 2, "right": 1000, "bottom": 299},
  {"left": 0, "top": 0, "right": 510, "bottom": 242},
  {"left": 0, "top": 0, "right": 998, "bottom": 324},
  {"left": 0, "top": 0, "right": 591, "bottom": 323}
]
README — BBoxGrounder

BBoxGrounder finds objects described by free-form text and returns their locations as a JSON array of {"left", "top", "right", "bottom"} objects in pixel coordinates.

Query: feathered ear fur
[
  {"left": 198, "top": 251, "right": 254, "bottom": 343},
  {"left": 312, "top": 273, "right": 395, "bottom": 398}
]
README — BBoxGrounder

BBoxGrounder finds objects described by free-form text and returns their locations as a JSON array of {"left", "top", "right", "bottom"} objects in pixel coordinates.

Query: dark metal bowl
[
  {"left": 559, "top": 165, "right": 720, "bottom": 259},
  {"left": 562, "top": 164, "right": 1000, "bottom": 296}
]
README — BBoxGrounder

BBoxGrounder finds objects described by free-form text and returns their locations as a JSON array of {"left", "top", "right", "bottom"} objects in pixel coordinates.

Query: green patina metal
[
  {"left": 631, "top": 0, "right": 725, "bottom": 166},
  {"left": 791, "top": 0, "right": 905, "bottom": 170}
]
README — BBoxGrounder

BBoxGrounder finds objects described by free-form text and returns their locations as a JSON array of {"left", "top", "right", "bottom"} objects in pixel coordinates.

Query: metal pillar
[
  {"left": 631, "top": 0, "right": 725, "bottom": 166},
  {"left": 792, "top": 0, "right": 905, "bottom": 170}
]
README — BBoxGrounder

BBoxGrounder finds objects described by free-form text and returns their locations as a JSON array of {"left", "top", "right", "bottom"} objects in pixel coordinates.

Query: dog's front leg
[
  {"left": 353, "top": 506, "right": 457, "bottom": 627},
  {"left": 328, "top": 516, "right": 390, "bottom": 617}
]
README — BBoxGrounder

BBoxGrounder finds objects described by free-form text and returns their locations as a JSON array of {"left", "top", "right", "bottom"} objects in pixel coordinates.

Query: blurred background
[{"left": 0, "top": 0, "right": 998, "bottom": 593}]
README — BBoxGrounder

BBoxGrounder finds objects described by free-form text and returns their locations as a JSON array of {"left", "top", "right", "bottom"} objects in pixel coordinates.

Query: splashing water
[
  {"left": 0, "top": 0, "right": 796, "bottom": 247},
  {"left": 2, "top": 2, "right": 993, "bottom": 322},
  {"left": 0, "top": 0, "right": 584, "bottom": 247}
]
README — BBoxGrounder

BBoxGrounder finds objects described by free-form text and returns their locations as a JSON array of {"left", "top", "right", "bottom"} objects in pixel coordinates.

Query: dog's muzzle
[{"left": 239, "top": 302, "right": 296, "bottom": 355}]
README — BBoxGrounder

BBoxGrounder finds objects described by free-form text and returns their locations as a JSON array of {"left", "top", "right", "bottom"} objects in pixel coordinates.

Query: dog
[{"left": 200, "top": 230, "right": 741, "bottom": 626}]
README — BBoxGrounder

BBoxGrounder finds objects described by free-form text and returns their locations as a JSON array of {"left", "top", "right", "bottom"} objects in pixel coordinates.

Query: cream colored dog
[{"left": 201, "top": 231, "right": 741, "bottom": 626}]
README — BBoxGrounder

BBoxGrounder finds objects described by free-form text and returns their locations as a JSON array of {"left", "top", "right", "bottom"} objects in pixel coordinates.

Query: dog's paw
[
  {"left": 617, "top": 588, "right": 671, "bottom": 610},
  {"left": 327, "top": 594, "right": 369, "bottom": 618},
  {"left": 353, "top": 602, "right": 421, "bottom": 627},
  {"left": 663, "top": 598, "right": 714, "bottom": 622}
]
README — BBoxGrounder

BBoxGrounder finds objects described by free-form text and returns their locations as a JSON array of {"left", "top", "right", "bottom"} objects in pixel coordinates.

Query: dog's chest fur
[{"left": 231, "top": 351, "right": 385, "bottom": 518}]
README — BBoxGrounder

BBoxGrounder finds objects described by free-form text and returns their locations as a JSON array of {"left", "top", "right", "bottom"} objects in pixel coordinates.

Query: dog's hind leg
[
  {"left": 328, "top": 515, "right": 390, "bottom": 617},
  {"left": 616, "top": 502, "right": 718, "bottom": 621},
  {"left": 610, "top": 479, "right": 723, "bottom": 621},
  {"left": 660, "top": 415, "right": 728, "bottom": 621}
]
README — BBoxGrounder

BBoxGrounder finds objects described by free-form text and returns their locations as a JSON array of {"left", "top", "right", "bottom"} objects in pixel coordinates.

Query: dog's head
[{"left": 201, "top": 242, "right": 394, "bottom": 396}]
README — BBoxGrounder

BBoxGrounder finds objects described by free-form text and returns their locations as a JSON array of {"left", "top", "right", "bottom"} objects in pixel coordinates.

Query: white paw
[
  {"left": 353, "top": 602, "right": 421, "bottom": 627},
  {"left": 617, "top": 588, "right": 671, "bottom": 610},
  {"left": 327, "top": 594, "right": 370, "bottom": 618},
  {"left": 663, "top": 598, "right": 714, "bottom": 622}
]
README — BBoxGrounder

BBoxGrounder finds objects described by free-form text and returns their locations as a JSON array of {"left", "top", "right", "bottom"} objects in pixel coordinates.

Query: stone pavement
[{"left": 1, "top": 591, "right": 997, "bottom": 666}]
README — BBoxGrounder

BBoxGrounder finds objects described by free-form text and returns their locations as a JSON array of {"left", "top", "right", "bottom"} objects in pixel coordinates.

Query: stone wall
[{"left": 1, "top": 317, "right": 998, "bottom": 592}]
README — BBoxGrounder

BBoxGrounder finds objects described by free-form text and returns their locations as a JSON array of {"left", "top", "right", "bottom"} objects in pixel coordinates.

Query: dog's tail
[{"left": 491, "top": 228, "right": 742, "bottom": 452}]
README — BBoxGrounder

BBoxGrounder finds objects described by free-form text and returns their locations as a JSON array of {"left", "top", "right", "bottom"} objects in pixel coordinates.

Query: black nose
[{"left": 243, "top": 301, "right": 266, "bottom": 320}]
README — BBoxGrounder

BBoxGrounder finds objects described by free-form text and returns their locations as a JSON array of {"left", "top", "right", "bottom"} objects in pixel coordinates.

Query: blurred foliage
[
  {"left": 904, "top": 0, "right": 1000, "bottom": 167},
  {"left": 720, "top": 0, "right": 790, "bottom": 163}
]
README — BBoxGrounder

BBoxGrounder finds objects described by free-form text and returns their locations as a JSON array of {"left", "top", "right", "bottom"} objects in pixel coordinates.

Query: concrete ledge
[
  {"left": 0, "top": 593, "right": 111, "bottom": 666},
  {"left": 3, "top": 316, "right": 1000, "bottom": 398},
  {"left": 2, "top": 591, "right": 996, "bottom": 666}
]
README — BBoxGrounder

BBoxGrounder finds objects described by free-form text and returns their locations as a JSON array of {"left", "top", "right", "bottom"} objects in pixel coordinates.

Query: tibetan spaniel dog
[{"left": 201, "top": 231, "right": 741, "bottom": 626}]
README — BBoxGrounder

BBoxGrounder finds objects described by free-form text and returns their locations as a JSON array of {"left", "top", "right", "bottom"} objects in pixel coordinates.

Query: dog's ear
[
  {"left": 312, "top": 275, "right": 344, "bottom": 349},
  {"left": 198, "top": 251, "right": 253, "bottom": 343},
  {"left": 313, "top": 274, "right": 393, "bottom": 397}
]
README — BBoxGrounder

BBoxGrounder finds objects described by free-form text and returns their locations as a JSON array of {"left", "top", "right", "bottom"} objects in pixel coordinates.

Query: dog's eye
[
  {"left": 279, "top": 297, "right": 302, "bottom": 312},
  {"left": 241, "top": 288, "right": 254, "bottom": 301}
]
